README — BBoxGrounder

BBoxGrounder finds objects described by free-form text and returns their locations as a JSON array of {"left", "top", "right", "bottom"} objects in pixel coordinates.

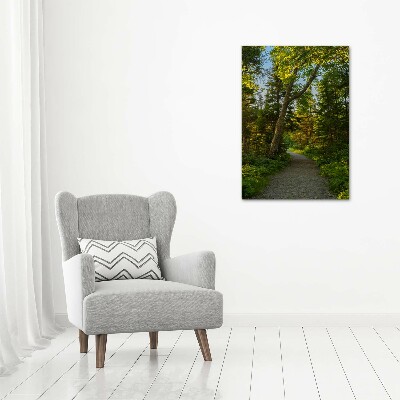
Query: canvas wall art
[{"left": 242, "top": 46, "right": 349, "bottom": 200}]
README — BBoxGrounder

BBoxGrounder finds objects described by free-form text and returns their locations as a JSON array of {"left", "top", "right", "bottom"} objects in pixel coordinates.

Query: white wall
[{"left": 43, "top": 0, "right": 400, "bottom": 319}]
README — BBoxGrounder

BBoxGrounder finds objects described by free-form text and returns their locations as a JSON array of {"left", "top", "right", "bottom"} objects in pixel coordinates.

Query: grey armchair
[{"left": 55, "top": 191, "right": 223, "bottom": 368}]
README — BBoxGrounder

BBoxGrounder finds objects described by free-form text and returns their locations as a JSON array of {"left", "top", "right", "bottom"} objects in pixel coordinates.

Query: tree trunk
[
  {"left": 269, "top": 95, "right": 291, "bottom": 157},
  {"left": 269, "top": 65, "right": 319, "bottom": 157}
]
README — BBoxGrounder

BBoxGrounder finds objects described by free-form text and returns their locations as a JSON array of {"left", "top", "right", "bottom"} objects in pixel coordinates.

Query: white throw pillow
[{"left": 78, "top": 237, "right": 163, "bottom": 282}]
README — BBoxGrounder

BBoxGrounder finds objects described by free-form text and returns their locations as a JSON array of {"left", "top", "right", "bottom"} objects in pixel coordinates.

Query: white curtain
[{"left": 0, "top": 0, "right": 61, "bottom": 375}]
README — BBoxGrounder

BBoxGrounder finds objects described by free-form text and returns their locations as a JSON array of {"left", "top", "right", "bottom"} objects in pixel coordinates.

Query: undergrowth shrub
[
  {"left": 319, "top": 161, "right": 349, "bottom": 199},
  {"left": 242, "top": 165, "right": 269, "bottom": 198},
  {"left": 302, "top": 145, "right": 349, "bottom": 199},
  {"left": 242, "top": 153, "right": 290, "bottom": 198}
]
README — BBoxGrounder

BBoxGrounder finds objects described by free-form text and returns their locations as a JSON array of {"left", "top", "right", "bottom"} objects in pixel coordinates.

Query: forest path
[{"left": 257, "top": 152, "right": 334, "bottom": 199}]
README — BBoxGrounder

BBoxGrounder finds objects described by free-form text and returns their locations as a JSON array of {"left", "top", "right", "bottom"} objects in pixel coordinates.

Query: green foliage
[
  {"left": 242, "top": 165, "right": 270, "bottom": 199},
  {"left": 243, "top": 65, "right": 294, "bottom": 157},
  {"left": 302, "top": 145, "right": 349, "bottom": 199},
  {"left": 242, "top": 46, "right": 265, "bottom": 97},
  {"left": 320, "top": 161, "right": 349, "bottom": 198},
  {"left": 315, "top": 64, "right": 349, "bottom": 144},
  {"left": 242, "top": 46, "right": 267, "bottom": 156},
  {"left": 242, "top": 154, "right": 290, "bottom": 198},
  {"left": 270, "top": 46, "right": 349, "bottom": 83},
  {"left": 243, "top": 153, "right": 290, "bottom": 168},
  {"left": 338, "top": 189, "right": 349, "bottom": 200}
]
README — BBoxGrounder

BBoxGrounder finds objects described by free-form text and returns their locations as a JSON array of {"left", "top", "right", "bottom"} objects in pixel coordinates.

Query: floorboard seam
[
  {"left": 374, "top": 328, "right": 400, "bottom": 363},
  {"left": 349, "top": 328, "right": 392, "bottom": 400},
  {"left": 278, "top": 328, "right": 286, "bottom": 400},
  {"left": 106, "top": 344, "right": 148, "bottom": 400},
  {"left": 213, "top": 327, "right": 232, "bottom": 400},
  {"left": 326, "top": 328, "right": 357, "bottom": 400},
  {"left": 70, "top": 333, "right": 133, "bottom": 400},
  {"left": 178, "top": 349, "right": 200, "bottom": 399},
  {"left": 37, "top": 345, "right": 95, "bottom": 399},
  {"left": 302, "top": 327, "right": 321, "bottom": 400},
  {"left": 248, "top": 327, "right": 256, "bottom": 400},
  {"left": 141, "top": 331, "right": 183, "bottom": 400},
  {"left": 107, "top": 345, "right": 149, "bottom": 399},
  {"left": 1, "top": 337, "right": 77, "bottom": 400}
]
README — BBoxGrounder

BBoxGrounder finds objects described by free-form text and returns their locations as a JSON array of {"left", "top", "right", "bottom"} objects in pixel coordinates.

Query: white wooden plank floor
[{"left": 1, "top": 326, "right": 400, "bottom": 400}]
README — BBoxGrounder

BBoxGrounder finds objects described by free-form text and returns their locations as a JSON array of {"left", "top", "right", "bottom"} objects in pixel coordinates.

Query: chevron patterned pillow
[{"left": 77, "top": 237, "right": 163, "bottom": 282}]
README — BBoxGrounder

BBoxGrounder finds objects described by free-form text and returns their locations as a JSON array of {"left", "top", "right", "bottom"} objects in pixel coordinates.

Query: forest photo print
[{"left": 242, "top": 46, "right": 349, "bottom": 200}]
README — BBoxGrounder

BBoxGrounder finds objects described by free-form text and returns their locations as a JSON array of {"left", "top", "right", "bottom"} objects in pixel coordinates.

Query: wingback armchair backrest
[{"left": 55, "top": 191, "right": 176, "bottom": 264}]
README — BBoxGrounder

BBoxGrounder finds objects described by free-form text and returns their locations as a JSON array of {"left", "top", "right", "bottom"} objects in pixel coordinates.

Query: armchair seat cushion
[{"left": 83, "top": 280, "right": 223, "bottom": 335}]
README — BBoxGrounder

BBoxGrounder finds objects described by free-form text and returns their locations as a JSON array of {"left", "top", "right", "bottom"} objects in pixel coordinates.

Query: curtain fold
[{"left": 0, "top": 0, "right": 61, "bottom": 375}]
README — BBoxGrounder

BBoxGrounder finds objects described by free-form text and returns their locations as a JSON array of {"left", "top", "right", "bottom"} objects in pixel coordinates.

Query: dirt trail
[{"left": 257, "top": 152, "right": 334, "bottom": 199}]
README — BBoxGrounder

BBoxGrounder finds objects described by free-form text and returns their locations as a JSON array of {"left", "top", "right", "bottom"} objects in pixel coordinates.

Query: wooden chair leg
[
  {"left": 149, "top": 332, "right": 158, "bottom": 349},
  {"left": 194, "top": 329, "right": 212, "bottom": 361},
  {"left": 195, "top": 330, "right": 206, "bottom": 359},
  {"left": 79, "top": 330, "right": 88, "bottom": 353},
  {"left": 96, "top": 334, "right": 107, "bottom": 368}
]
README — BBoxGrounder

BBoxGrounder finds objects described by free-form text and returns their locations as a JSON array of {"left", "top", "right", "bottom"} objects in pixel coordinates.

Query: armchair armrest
[
  {"left": 162, "top": 251, "right": 216, "bottom": 289},
  {"left": 62, "top": 253, "right": 95, "bottom": 330}
]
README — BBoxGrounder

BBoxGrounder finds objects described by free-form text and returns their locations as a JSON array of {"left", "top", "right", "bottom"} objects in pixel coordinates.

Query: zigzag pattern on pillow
[{"left": 78, "top": 237, "right": 163, "bottom": 282}]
